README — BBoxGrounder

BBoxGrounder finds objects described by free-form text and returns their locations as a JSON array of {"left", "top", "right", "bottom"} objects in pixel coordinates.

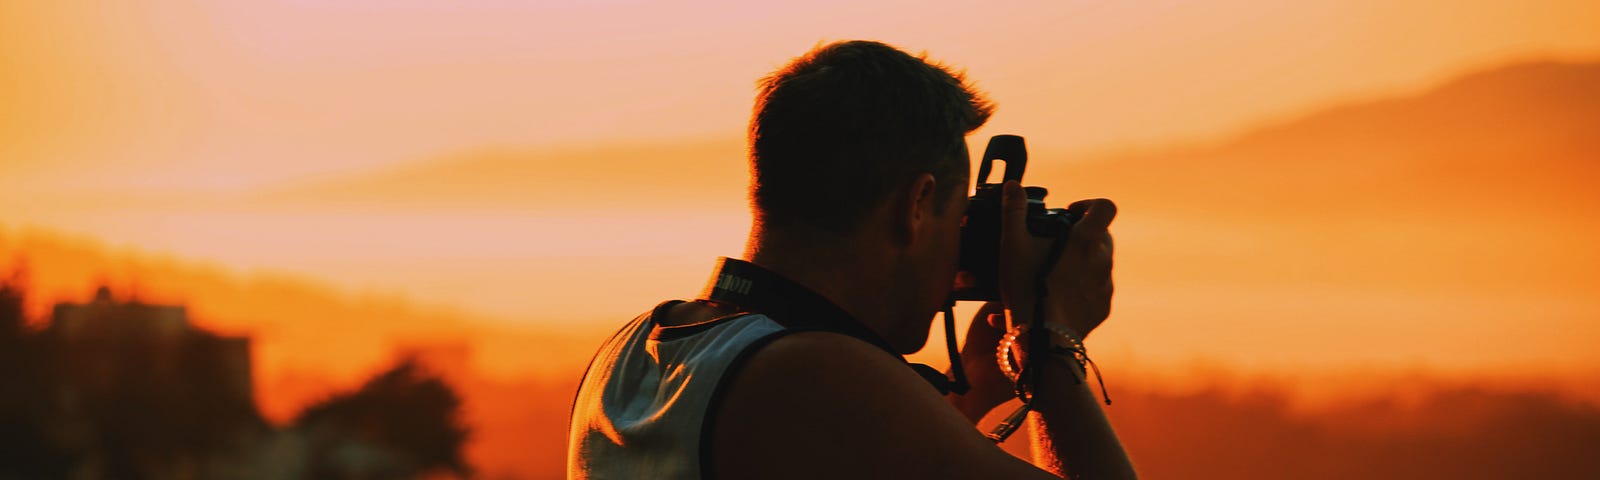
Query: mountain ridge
[
  {"left": 1043, "top": 59, "right": 1600, "bottom": 220},
  {"left": 258, "top": 60, "right": 1600, "bottom": 217}
]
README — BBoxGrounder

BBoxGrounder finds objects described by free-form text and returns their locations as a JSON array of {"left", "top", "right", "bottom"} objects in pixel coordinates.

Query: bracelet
[
  {"left": 995, "top": 323, "right": 1086, "bottom": 383},
  {"left": 995, "top": 322, "right": 1112, "bottom": 405}
]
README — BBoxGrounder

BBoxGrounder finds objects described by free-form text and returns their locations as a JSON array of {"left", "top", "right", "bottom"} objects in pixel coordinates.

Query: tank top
[
  {"left": 566, "top": 258, "right": 959, "bottom": 479},
  {"left": 566, "top": 300, "right": 790, "bottom": 479}
]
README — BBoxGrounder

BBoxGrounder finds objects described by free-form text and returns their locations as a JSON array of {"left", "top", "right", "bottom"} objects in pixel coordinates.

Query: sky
[
  {"left": 3, "top": 0, "right": 1599, "bottom": 385},
  {"left": 7, "top": 1, "right": 1599, "bottom": 182}
]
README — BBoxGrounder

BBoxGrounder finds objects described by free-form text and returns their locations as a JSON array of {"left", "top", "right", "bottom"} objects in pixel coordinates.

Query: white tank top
[{"left": 567, "top": 300, "right": 790, "bottom": 480}]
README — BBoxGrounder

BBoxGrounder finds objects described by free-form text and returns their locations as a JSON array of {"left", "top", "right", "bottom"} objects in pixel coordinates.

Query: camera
[{"left": 951, "top": 135, "right": 1079, "bottom": 302}]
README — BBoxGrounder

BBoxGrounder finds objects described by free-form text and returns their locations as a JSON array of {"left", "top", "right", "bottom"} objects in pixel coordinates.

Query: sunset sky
[{"left": 3, "top": 0, "right": 1599, "bottom": 398}]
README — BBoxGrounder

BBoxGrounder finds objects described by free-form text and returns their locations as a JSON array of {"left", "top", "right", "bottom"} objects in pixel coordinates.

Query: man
[{"left": 568, "top": 40, "right": 1136, "bottom": 479}]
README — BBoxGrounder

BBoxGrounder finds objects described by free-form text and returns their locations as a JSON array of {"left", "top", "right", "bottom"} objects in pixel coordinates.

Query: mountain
[
  {"left": 258, "top": 137, "right": 750, "bottom": 211},
  {"left": 1050, "top": 60, "right": 1600, "bottom": 220},
  {"left": 265, "top": 60, "right": 1600, "bottom": 222},
  {"left": 249, "top": 59, "right": 1600, "bottom": 325},
  {"left": 1021, "top": 61, "right": 1600, "bottom": 299}
]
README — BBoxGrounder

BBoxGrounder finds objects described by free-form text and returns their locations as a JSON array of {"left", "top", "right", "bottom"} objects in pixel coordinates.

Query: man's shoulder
[
  {"left": 708, "top": 331, "right": 1028, "bottom": 479},
  {"left": 742, "top": 330, "right": 902, "bottom": 368}
]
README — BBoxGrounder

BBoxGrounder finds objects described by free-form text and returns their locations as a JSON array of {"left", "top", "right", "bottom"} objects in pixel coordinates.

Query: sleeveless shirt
[
  {"left": 566, "top": 300, "right": 791, "bottom": 479},
  {"left": 566, "top": 258, "right": 953, "bottom": 479}
]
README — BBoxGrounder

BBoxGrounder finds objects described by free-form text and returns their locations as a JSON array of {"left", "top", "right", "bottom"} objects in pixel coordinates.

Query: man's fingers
[
  {"left": 1066, "top": 198, "right": 1094, "bottom": 215},
  {"left": 976, "top": 302, "right": 1006, "bottom": 329},
  {"left": 999, "top": 181, "right": 1029, "bottom": 252},
  {"left": 1065, "top": 199, "right": 1116, "bottom": 278},
  {"left": 1070, "top": 198, "right": 1117, "bottom": 231}
]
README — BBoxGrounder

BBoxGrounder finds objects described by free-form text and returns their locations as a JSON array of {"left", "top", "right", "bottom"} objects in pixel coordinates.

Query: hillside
[
  {"left": 257, "top": 137, "right": 750, "bottom": 211},
  {"left": 262, "top": 60, "right": 1600, "bottom": 224},
  {"left": 1025, "top": 61, "right": 1600, "bottom": 298},
  {"left": 228, "top": 60, "right": 1600, "bottom": 375},
  {"left": 1052, "top": 60, "right": 1600, "bottom": 218}
]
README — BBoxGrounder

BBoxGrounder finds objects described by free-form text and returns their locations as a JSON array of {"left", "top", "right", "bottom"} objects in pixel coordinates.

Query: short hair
[{"left": 748, "top": 40, "right": 994, "bottom": 233}]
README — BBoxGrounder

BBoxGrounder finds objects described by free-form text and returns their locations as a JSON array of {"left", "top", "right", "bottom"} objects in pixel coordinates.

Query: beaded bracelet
[
  {"left": 995, "top": 322, "right": 1112, "bottom": 405},
  {"left": 996, "top": 322, "right": 1084, "bottom": 382}
]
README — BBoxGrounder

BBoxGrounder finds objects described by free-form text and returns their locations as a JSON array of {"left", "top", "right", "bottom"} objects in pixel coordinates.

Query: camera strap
[{"left": 698, "top": 257, "right": 969, "bottom": 395}]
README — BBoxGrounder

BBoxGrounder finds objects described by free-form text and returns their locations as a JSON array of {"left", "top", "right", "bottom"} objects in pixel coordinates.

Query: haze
[{"left": 3, "top": 0, "right": 1599, "bottom": 430}]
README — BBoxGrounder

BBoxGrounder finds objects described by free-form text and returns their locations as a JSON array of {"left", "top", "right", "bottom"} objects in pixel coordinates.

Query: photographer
[{"left": 568, "top": 40, "right": 1136, "bottom": 479}]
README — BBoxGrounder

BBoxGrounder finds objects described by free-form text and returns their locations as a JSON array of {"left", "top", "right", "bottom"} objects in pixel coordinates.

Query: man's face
[
  {"left": 887, "top": 148, "right": 972, "bottom": 353},
  {"left": 925, "top": 157, "right": 971, "bottom": 310}
]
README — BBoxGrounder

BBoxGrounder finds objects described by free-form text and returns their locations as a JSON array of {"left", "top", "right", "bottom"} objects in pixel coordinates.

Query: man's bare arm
[
  {"left": 1025, "top": 350, "right": 1137, "bottom": 479},
  {"left": 944, "top": 303, "right": 1137, "bottom": 479},
  {"left": 711, "top": 332, "right": 1063, "bottom": 480},
  {"left": 993, "top": 180, "right": 1137, "bottom": 479}
]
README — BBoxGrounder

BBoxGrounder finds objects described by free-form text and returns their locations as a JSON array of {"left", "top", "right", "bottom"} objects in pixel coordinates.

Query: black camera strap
[{"left": 697, "top": 257, "right": 969, "bottom": 395}]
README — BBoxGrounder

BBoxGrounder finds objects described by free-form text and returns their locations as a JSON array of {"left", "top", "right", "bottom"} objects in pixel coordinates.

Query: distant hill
[
  {"left": 255, "top": 59, "right": 1600, "bottom": 302},
  {"left": 1050, "top": 60, "right": 1600, "bottom": 220},
  {"left": 258, "top": 138, "right": 750, "bottom": 211},
  {"left": 268, "top": 60, "right": 1600, "bottom": 222},
  {"left": 1020, "top": 61, "right": 1600, "bottom": 298}
]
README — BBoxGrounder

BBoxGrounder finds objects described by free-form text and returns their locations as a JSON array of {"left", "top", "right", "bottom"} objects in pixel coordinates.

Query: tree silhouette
[
  {"left": 295, "top": 358, "right": 471, "bottom": 479},
  {"left": 0, "top": 276, "right": 73, "bottom": 479}
]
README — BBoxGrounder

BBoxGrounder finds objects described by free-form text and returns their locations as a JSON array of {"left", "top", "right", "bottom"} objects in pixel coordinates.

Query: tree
[
  {"left": 0, "top": 276, "right": 73, "bottom": 479},
  {"left": 295, "top": 358, "right": 471, "bottom": 479}
]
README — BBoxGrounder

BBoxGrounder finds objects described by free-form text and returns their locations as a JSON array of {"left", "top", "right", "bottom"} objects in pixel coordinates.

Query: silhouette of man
[{"left": 567, "top": 40, "right": 1135, "bottom": 479}]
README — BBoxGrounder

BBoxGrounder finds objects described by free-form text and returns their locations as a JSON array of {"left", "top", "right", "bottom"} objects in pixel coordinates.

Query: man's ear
[{"left": 891, "top": 173, "right": 939, "bottom": 247}]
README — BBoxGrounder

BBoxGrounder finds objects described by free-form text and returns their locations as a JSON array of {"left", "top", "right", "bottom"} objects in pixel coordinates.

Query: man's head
[
  {"left": 746, "top": 40, "right": 993, "bottom": 352},
  {"left": 749, "top": 40, "right": 993, "bottom": 234}
]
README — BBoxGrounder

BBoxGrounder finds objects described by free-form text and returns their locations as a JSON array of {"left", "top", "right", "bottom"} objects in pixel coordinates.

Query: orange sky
[
  {"left": 3, "top": 0, "right": 1599, "bottom": 388},
  {"left": 6, "top": 1, "right": 1599, "bottom": 179}
]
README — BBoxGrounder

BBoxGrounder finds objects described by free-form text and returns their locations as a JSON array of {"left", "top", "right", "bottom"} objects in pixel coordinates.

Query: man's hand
[
  {"left": 949, "top": 301, "right": 1014, "bottom": 422},
  {"left": 993, "top": 181, "right": 1136, "bottom": 479},
  {"left": 997, "top": 180, "right": 1117, "bottom": 339},
  {"left": 951, "top": 183, "right": 1118, "bottom": 422}
]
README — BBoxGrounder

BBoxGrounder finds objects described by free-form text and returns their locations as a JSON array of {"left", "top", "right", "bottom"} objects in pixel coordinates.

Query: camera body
[{"left": 951, "top": 135, "right": 1079, "bottom": 302}]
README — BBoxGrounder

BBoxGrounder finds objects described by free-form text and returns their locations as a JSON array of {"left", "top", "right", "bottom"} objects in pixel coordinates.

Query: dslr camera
[{"left": 951, "top": 135, "right": 1079, "bottom": 302}]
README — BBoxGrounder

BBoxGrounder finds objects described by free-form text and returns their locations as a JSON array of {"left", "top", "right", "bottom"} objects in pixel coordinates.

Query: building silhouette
[
  {"left": 35, "top": 286, "right": 266, "bottom": 479},
  {"left": 49, "top": 286, "right": 254, "bottom": 407},
  {"left": 2, "top": 283, "right": 468, "bottom": 479}
]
